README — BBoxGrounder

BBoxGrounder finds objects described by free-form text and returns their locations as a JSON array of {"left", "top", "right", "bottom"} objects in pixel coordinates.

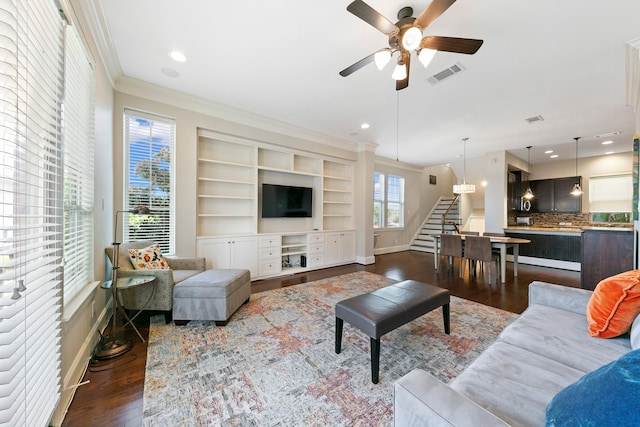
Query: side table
[{"left": 94, "top": 275, "right": 155, "bottom": 360}]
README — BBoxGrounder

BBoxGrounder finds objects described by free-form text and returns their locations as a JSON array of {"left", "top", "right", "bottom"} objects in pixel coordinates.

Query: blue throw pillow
[{"left": 545, "top": 349, "right": 640, "bottom": 427}]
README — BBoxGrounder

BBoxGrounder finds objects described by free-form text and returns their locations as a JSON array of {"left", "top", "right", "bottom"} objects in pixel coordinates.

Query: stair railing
[{"left": 441, "top": 194, "right": 460, "bottom": 234}]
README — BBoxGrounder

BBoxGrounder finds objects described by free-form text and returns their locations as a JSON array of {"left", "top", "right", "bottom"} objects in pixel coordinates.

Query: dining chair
[
  {"left": 438, "top": 234, "right": 463, "bottom": 277},
  {"left": 462, "top": 236, "right": 500, "bottom": 284}
]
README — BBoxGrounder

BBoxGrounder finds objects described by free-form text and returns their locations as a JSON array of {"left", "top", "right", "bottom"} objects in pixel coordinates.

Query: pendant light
[
  {"left": 523, "top": 146, "right": 534, "bottom": 199},
  {"left": 453, "top": 138, "right": 475, "bottom": 194},
  {"left": 570, "top": 137, "right": 583, "bottom": 196}
]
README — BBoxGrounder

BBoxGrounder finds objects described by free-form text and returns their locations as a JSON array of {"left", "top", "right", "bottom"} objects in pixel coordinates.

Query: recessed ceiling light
[
  {"left": 544, "top": 150, "right": 553, "bottom": 154},
  {"left": 169, "top": 51, "right": 186, "bottom": 62},
  {"left": 550, "top": 154, "right": 558, "bottom": 158},
  {"left": 361, "top": 123, "right": 370, "bottom": 129},
  {"left": 602, "top": 140, "right": 613, "bottom": 145}
]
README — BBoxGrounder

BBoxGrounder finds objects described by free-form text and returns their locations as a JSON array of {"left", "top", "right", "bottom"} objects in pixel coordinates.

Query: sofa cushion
[
  {"left": 128, "top": 243, "right": 170, "bottom": 270},
  {"left": 631, "top": 314, "right": 640, "bottom": 351},
  {"left": 173, "top": 269, "right": 250, "bottom": 299},
  {"left": 586, "top": 269, "right": 640, "bottom": 338},
  {"left": 545, "top": 349, "right": 640, "bottom": 426},
  {"left": 500, "top": 304, "right": 630, "bottom": 373},
  {"left": 451, "top": 341, "right": 585, "bottom": 427}
]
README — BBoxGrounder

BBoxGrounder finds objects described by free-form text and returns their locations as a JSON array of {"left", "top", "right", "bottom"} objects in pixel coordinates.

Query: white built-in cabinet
[
  {"left": 196, "top": 130, "right": 356, "bottom": 279},
  {"left": 196, "top": 236, "right": 258, "bottom": 278},
  {"left": 324, "top": 231, "right": 356, "bottom": 265}
]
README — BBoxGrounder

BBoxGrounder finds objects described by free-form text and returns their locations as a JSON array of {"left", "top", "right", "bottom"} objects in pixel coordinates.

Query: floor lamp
[{"left": 95, "top": 205, "right": 150, "bottom": 360}]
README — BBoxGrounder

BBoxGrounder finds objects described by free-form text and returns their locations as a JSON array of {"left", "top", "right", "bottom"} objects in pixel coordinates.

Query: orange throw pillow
[{"left": 587, "top": 270, "right": 640, "bottom": 338}]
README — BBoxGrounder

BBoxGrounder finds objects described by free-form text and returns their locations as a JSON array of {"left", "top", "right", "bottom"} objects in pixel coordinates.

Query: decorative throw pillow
[
  {"left": 545, "top": 349, "right": 640, "bottom": 426},
  {"left": 586, "top": 270, "right": 640, "bottom": 338},
  {"left": 128, "top": 244, "right": 170, "bottom": 270}
]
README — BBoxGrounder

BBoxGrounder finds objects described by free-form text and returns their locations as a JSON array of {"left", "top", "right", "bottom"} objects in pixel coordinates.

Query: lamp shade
[
  {"left": 418, "top": 48, "right": 437, "bottom": 68},
  {"left": 392, "top": 61, "right": 407, "bottom": 80},
  {"left": 374, "top": 49, "right": 392, "bottom": 70}
]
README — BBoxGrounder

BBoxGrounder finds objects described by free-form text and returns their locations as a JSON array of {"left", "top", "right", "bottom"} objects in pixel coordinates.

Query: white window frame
[
  {"left": 62, "top": 23, "right": 96, "bottom": 308},
  {"left": 373, "top": 172, "right": 405, "bottom": 229},
  {"left": 123, "top": 109, "right": 176, "bottom": 254}
]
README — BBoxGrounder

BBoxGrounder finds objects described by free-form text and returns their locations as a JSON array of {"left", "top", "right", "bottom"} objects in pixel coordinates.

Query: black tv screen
[{"left": 262, "top": 184, "right": 312, "bottom": 218}]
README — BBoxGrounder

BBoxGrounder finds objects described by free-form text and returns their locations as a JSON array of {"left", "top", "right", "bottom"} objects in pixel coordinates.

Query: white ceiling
[{"left": 94, "top": 0, "right": 640, "bottom": 166}]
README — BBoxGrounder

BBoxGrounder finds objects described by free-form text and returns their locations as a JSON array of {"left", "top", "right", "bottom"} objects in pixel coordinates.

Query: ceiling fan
[{"left": 339, "top": 0, "right": 483, "bottom": 90}]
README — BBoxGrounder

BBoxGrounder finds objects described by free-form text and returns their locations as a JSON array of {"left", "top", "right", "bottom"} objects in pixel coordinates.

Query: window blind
[
  {"left": 589, "top": 174, "right": 632, "bottom": 212},
  {"left": 62, "top": 23, "right": 95, "bottom": 305},
  {"left": 123, "top": 109, "right": 175, "bottom": 254},
  {"left": 0, "top": 0, "right": 64, "bottom": 425}
]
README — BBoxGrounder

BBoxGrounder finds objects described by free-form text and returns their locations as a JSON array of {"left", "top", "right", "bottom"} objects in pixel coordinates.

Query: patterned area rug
[{"left": 142, "top": 271, "right": 518, "bottom": 426}]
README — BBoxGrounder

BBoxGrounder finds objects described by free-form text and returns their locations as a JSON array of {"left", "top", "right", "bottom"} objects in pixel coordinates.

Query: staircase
[{"left": 410, "top": 196, "right": 461, "bottom": 253}]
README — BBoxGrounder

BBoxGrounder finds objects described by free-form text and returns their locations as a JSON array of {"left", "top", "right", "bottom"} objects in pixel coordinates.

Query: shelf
[
  {"left": 323, "top": 200, "right": 351, "bottom": 205},
  {"left": 282, "top": 250, "right": 306, "bottom": 256},
  {"left": 258, "top": 165, "right": 320, "bottom": 177},
  {"left": 198, "top": 177, "right": 254, "bottom": 185},
  {"left": 198, "top": 195, "right": 254, "bottom": 200},
  {"left": 198, "top": 213, "right": 256, "bottom": 217},
  {"left": 198, "top": 158, "right": 254, "bottom": 168}
]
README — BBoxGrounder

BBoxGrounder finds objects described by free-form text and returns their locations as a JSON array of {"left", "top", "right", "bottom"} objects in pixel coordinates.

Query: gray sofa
[{"left": 394, "top": 281, "right": 636, "bottom": 426}]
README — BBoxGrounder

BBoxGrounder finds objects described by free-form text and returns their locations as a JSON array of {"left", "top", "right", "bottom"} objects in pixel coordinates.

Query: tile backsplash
[{"left": 508, "top": 212, "right": 591, "bottom": 227}]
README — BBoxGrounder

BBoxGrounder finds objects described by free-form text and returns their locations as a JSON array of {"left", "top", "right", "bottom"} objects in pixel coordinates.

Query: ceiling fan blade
[
  {"left": 339, "top": 52, "right": 376, "bottom": 77},
  {"left": 420, "top": 36, "right": 483, "bottom": 54},
  {"left": 414, "top": 0, "right": 457, "bottom": 29},
  {"left": 347, "top": 0, "right": 398, "bottom": 35},
  {"left": 396, "top": 54, "right": 410, "bottom": 91}
]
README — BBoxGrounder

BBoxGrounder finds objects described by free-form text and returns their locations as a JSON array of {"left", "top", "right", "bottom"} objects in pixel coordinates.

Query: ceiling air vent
[
  {"left": 525, "top": 115, "right": 544, "bottom": 124},
  {"left": 426, "top": 63, "right": 465, "bottom": 85}
]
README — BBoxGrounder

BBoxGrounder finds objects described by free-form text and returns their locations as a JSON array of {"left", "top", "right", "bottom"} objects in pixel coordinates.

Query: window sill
[{"left": 62, "top": 280, "right": 101, "bottom": 322}]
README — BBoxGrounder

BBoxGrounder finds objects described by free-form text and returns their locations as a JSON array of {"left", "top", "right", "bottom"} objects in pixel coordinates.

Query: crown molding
[
  {"left": 115, "top": 76, "right": 360, "bottom": 153},
  {"left": 374, "top": 155, "right": 426, "bottom": 171},
  {"left": 64, "top": 0, "right": 122, "bottom": 87}
]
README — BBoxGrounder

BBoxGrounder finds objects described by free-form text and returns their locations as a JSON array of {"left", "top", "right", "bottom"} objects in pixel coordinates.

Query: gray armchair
[{"left": 105, "top": 240, "right": 205, "bottom": 322}]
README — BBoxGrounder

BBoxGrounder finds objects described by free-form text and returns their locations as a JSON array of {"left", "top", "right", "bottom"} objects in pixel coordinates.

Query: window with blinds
[
  {"left": 63, "top": 23, "right": 95, "bottom": 305},
  {"left": 373, "top": 172, "right": 405, "bottom": 229},
  {"left": 124, "top": 110, "right": 175, "bottom": 254},
  {"left": 589, "top": 174, "right": 632, "bottom": 223},
  {"left": 0, "top": 0, "right": 64, "bottom": 425}
]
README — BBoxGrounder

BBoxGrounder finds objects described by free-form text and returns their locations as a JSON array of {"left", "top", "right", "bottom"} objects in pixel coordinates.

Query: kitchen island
[{"left": 505, "top": 226, "right": 634, "bottom": 289}]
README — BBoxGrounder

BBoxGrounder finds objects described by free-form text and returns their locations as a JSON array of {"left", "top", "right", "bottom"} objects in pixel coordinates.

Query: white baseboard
[
  {"left": 356, "top": 255, "right": 376, "bottom": 265},
  {"left": 374, "top": 244, "right": 410, "bottom": 255},
  {"left": 50, "top": 302, "right": 110, "bottom": 426},
  {"left": 507, "top": 255, "right": 581, "bottom": 272}
]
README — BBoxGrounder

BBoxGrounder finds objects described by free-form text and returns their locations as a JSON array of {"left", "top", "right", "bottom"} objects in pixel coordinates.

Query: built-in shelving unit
[{"left": 196, "top": 129, "right": 356, "bottom": 279}]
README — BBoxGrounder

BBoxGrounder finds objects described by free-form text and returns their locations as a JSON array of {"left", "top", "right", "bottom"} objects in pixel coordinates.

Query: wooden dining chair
[
  {"left": 438, "top": 234, "right": 463, "bottom": 277},
  {"left": 462, "top": 236, "right": 500, "bottom": 284}
]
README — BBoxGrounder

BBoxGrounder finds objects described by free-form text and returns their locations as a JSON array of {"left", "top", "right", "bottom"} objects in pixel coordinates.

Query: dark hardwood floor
[{"left": 62, "top": 250, "right": 580, "bottom": 426}]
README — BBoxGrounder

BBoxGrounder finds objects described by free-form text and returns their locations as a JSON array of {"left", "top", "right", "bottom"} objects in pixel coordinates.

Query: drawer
[
  {"left": 259, "top": 235, "right": 281, "bottom": 248},
  {"left": 308, "top": 244, "right": 324, "bottom": 254},
  {"left": 259, "top": 260, "right": 281, "bottom": 276},
  {"left": 307, "top": 254, "right": 324, "bottom": 267},
  {"left": 308, "top": 233, "right": 325, "bottom": 244},
  {"left": 259, "top": 248, "right": 281, "bottom": 259}
]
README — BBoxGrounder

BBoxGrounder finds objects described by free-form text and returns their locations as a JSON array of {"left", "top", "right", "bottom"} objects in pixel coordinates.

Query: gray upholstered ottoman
[{"left": 173, "top": 269, "right": 251, "bottom": 326}]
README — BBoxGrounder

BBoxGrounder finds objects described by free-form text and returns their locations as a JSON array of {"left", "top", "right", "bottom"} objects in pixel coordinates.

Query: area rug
[{"left": 142, "top": 271, "right": 518, "bottom": 426}]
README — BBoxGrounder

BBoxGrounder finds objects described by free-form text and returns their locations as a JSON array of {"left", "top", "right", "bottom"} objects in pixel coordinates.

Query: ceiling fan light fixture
[
  {"left": 391, "top": 61, "right": 407, "bottom": 81},
  {"left": 374, "top": 48, "right": 392, "bottom": 70},
  {"left": 402, "top": 26, "right": 422, "bottom": 51},
  {"left": 418, "top": 48, "right": 437, "bottom": 68}
]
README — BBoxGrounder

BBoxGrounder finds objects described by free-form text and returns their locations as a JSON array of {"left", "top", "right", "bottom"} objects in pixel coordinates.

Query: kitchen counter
[{"left": 506, "top": 226, "right": 632, "bottom": 235}]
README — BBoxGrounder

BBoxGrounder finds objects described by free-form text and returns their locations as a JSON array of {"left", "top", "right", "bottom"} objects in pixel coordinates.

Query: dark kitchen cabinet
[
  {"left": 581, "top": 229, "right": 634, "bottom": 290},
  {"left": 505, "top": 232, "right": 581, "bottom": 262},
  {"left": 508, "top": 170, "right": 530, "bottom": 211},
  {"left": 531, "top": 177, "right": 581, "bottom": 213}
]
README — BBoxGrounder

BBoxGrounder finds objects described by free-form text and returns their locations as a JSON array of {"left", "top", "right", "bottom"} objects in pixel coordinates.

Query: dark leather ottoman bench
[{"left": 335, "top": 280, "right": 450, "bottom": 384}]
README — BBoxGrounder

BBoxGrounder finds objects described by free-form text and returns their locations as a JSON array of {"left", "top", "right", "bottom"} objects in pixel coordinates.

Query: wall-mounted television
[{"left": 262, "top": 184, "right": 313, "bottom": 218}]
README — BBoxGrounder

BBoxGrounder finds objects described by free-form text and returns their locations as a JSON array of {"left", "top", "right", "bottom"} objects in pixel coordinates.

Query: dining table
[{"left": 432, "top": 234, "right": 531, "bottom": 283}]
